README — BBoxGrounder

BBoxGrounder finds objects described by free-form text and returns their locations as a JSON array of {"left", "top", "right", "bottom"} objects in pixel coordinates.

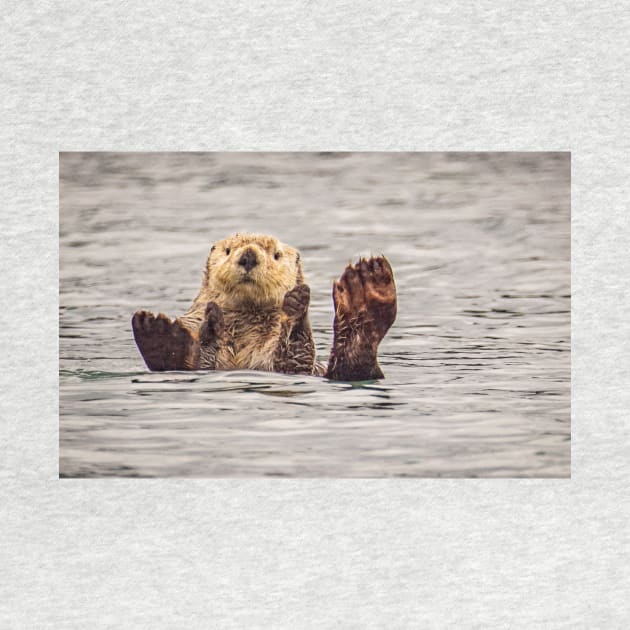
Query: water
[{"left": 59, "top": 152, "right": 570, "bottom": 477}]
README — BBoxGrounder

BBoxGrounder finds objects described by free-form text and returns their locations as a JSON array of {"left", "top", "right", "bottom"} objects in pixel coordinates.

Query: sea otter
[{"left": 132, "top": 233, "right": 397, "bottom": 381}]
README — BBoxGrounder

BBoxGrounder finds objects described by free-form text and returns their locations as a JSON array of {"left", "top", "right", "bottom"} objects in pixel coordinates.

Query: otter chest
[{"left": 218, "top": 310, "right": 282, "bottom": 370}]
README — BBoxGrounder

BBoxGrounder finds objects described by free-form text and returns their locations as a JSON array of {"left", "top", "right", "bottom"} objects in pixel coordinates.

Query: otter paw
[
  {"left": 131, "top": 310, "right": 199, "bottom": 371},
  {"left": 282, "top": 284, "right": 311, "bottom": 321},
  {"left": 333, "top": 256, "right": 397, "bottom": 342},
  {"left": 199, "top": 301, "right": 225, "bottom": 343}
]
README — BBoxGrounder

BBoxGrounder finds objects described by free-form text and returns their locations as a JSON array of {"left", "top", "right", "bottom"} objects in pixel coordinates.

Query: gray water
[{"left": 59, "top": 152, "right": 570, "bottom": 477}]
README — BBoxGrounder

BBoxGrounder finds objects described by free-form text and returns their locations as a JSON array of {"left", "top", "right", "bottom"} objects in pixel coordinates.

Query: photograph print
[{"left": 59, "top": 152, "right": 570, "bottom": 478}]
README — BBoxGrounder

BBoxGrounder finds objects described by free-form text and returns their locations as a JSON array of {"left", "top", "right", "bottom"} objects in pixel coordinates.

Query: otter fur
[{"left": 132, "top": 233, "right": 396, "bottom": 381}]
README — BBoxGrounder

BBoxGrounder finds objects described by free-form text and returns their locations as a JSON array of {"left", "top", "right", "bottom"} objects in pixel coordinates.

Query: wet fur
[{"left": 132, "top": 233, "right": 396, "bottom": 381}]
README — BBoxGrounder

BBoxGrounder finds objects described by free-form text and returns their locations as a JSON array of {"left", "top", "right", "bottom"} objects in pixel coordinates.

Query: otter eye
[
  {"left": 274, "top": 252, "right": 281, "bottom": 261},
  {"left": 225, "top": 247, "right": 231, "bottom": 255}
]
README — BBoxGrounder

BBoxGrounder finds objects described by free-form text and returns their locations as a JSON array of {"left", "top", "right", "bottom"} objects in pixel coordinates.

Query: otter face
[{"left": 205, "top": 233, "right": 304, "bottom": 307}]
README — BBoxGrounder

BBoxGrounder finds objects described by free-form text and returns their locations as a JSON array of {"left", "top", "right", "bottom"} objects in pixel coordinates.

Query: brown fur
[{"left": 132, "top": 233, "right": 396, "bottom": 381}]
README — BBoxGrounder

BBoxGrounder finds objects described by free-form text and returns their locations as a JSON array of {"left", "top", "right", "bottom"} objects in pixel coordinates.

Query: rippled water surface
[{"left": 60, "top": 152, "right": 570, "bottom": 477}]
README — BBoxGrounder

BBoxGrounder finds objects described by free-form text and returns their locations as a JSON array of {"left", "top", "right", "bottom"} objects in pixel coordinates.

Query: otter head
[{"left": 204, "top": 233, "right": 304, "bottom": 308}]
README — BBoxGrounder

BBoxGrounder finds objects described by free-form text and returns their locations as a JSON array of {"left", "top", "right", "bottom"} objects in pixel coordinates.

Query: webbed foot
[
  {"left": 132, "top": 310, "right": 199, "bottom": 371},
  {"left": 326, "top": 256, "right": 397, "bottom": 381}
]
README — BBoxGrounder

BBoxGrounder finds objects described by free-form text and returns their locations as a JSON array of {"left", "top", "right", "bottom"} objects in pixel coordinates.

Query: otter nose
[{"left": 238, "top": 248, "right": 258, "bottom": 272}]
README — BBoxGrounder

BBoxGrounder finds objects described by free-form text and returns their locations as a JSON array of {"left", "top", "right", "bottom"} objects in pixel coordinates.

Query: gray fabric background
[{"left": 2, "top": 2, "right": 628, "bottom": 628}]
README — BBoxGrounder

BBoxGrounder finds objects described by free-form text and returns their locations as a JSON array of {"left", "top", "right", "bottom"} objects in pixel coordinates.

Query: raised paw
[
  {"left": 282, "top": 283, "right": 311, "bottom": 321},
  {"left": 131, "top": 310, "right": 199, "bottom": 371},
  {"left": 333, "top": 256, "right": 397, "bottom": 343},
  {"left": 199, "top": 301, "right": 225, "bottom": 344}
]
